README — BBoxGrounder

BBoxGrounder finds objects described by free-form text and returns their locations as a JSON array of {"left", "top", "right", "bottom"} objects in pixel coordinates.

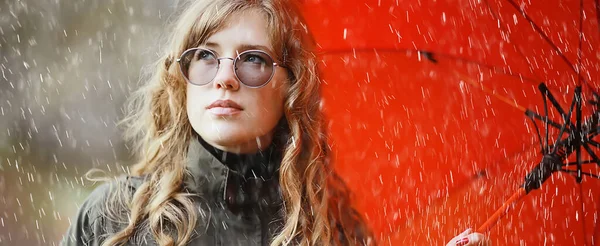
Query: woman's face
[{"left": 186, "top": 10, "right": 288, "bottom": 154}]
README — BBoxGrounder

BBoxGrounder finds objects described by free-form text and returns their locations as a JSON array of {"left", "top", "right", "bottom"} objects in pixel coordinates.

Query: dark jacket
[{"left": 61, "top": 136, "right": 285, "bottom": 246}]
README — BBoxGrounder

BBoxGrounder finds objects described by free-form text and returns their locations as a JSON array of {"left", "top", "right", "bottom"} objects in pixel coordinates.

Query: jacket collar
[
  {"left": 182, "top": 135, "right": 283, "bottom": 207},
  {"left": 183, "top": 136, "right": 230, "bottom": 202}
]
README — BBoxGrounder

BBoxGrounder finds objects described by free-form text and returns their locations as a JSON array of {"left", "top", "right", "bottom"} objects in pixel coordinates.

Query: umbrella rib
[
  {"left": 549, "top": 89, "right": 578, "bottom": 155},
  {"left": 588, "top": 132, "right": 600, "bottom": 142},
  {"left": 582, "top": 142, "right": 600, "bottom": 169},
  {"left": 322, "top": 48, "right": 544, "bottom": 85},
  {"left": 539, "top": 84, "right": 578, "bottom": 131},
  {"left": 583, "top": 0, "right": 600, "bottom": 104},
  {"left": 543, "top": 90, "right": 550, "bottom": 154},
  {"left": 452, "top": 70, "right": 568, "bottom": 132},
  {"left": 577, "top": 0, "right": 584, "bottom": 87},
  {"left": 583, "top": 110, "right": 600, "bottom": 135},
  {"left": 576, "top": 84, "right": 584, "bottom": 182},
  {"left": 597, "top": 0, "right": 600, "bottom": 34},
  {"left": 560, "top": 169, "right": 600, "bottom": 179},
  {"left": 525, "top": 110, "right": 564, "bottom": 130},
  {"left": 527, "top": 114, "right": 545, "bottom": 154},
  {"left": 504, "top": 0, "right": 581, "bottom": 79},
  {"left": 565, "top": 159, "right": 599, "bottom": 166},
  {"left": 582, "top": 106, "right": 600, "bottom": 134},
  {"left": 451, "top": 70, "right": 527, "bottom": 113},
  {"left": 588, "top": 139, "right": 600, "bottom": 148},
  {"left": 482, "top": 0, "right": 541, "bottom": 86},
  {"left": 421, "top": 50, "right": 541, "bottom": 84}
]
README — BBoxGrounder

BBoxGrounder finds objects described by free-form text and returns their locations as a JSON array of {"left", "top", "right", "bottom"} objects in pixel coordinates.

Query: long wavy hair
[{"left": 99, "top": 0, "right": 375, "bottom": 245}]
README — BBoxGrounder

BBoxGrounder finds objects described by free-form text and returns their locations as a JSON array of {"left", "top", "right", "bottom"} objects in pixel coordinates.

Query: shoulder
[
  {"left": 61, "top": 175, "right": 147, "bottom": 246},
  {"left": 80, "top": 175, "right": 146, "bottom": 218}
]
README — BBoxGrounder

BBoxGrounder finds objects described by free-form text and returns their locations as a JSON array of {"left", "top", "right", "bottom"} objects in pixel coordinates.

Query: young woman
[{"left": 62, "top": 0, "right": 489, "bottom": 245}]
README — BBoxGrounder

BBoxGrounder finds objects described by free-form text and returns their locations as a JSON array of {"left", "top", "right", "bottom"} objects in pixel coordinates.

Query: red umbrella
[{"left": 300, "top": 0, "right": 600, "bottom": 245}]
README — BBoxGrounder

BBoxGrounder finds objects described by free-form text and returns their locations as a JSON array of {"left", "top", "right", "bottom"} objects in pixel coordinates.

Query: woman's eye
[
  {"left": 195, "top": 50, "right": 215, "bottom": 60},
  {"left": 243, "top": 54, "right": 266, "bottom": 64}
]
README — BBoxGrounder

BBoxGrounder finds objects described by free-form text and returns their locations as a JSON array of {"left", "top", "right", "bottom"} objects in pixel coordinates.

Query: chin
[
  {"left": 196, "top": 124, "right": 255, "bottom": 145},
  {"left": 212, "top": 131, "right": 251, "bottom": 145},
  {"left": 189, "top": 115, "right": 278, "bottom": 150}
]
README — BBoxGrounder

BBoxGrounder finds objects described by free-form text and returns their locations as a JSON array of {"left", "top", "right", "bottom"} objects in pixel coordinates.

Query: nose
[{"left": 212, "top": 58, "right": 240, "bottom": 91}]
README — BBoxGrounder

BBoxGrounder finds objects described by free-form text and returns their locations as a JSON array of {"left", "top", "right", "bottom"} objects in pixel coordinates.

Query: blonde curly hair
[{"left": 98, "top": 0, "right": 375, "bottom": 245}]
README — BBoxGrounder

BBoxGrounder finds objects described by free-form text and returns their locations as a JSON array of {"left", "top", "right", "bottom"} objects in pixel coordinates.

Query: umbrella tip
[
  {"left": 419, "top": 51, "right": 437, "bottom": 63},
  {"left": 475, "top": 170, "right": 487, "bottom": 178}
]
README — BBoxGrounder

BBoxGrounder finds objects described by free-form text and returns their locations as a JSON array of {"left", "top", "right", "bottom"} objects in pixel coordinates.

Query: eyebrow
[{"left": 203, "top": 42, "right": 276, "bottom": 56}]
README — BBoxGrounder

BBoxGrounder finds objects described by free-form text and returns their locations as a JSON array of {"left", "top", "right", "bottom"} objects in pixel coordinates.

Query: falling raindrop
[{"left": 0, "top": 1, "right": 177, "bottom": 244}]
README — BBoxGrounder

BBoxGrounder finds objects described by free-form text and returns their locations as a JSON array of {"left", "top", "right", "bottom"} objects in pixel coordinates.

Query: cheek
[
  {"left": 246, "top": 80, "right": 287, "bottom": 125},
  {"left": 186, "top": 85, "right": 194, "bottom": 114},
  {"left": 263, "top": 77, "right": 288, "bottom": 113},
  {"left": 186, "top": 85, "right": 206, "bottom": 121}
]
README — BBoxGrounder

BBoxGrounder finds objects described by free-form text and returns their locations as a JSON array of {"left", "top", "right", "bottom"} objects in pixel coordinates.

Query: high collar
[
  {"left": 183, "top": 135, "right": 283, "bottom": 214},
  {"left": 183, "top": 136, "right": 230, "bottom": 201},
  {"left": 197, "top": 136, "right": 279, "bottom": 180}
]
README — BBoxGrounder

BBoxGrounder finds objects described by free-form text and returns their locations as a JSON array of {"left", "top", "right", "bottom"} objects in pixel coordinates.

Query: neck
[
  {"left": 203, "top": 133, "right": 274, "bottom": 154},
  {"left": 197, "top": 135, "right": 281, "bottom": 174}
]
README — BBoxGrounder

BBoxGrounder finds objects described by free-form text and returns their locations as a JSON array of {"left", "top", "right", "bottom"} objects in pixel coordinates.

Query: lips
[
  {"left": 207, "top": 100, "right": 243, "bottom": 110},
  {"left": 206, "top": 100, "right": 243, "bottom": 116}
]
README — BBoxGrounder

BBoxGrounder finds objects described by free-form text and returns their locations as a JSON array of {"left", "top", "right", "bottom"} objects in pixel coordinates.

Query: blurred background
[{"left": 0, "top": 1, "right": 178, "bottom": 244}]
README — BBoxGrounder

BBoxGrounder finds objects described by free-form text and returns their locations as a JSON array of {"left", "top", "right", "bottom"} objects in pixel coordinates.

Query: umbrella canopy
[{"left": 300, "top": 0, "right": 600, "bottom": 244}]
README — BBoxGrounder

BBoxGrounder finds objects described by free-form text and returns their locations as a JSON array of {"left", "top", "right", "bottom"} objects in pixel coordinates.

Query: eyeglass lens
[{"left": 179, "top": 48, "right": 275, "bottom": 87}]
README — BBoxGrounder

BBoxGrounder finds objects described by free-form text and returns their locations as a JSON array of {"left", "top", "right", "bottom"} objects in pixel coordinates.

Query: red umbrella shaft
[{"left": 476, "top": 187, "right": 527, "bottom": 233}]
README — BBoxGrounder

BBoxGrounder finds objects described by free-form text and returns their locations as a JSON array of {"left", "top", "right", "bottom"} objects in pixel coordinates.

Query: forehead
[{"left": 204, "top": 10, "right": 273, "bottom": 53}]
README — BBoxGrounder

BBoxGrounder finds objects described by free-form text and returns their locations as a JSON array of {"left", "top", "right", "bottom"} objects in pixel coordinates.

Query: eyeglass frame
[{"left": 176, "top": 47, "right": 288, "bottom": 88}]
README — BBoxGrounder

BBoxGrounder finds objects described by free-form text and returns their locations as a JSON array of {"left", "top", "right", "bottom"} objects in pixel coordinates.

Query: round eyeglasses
[{"left": 177, "top": 48, "right": 285, "bottom": 88}]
